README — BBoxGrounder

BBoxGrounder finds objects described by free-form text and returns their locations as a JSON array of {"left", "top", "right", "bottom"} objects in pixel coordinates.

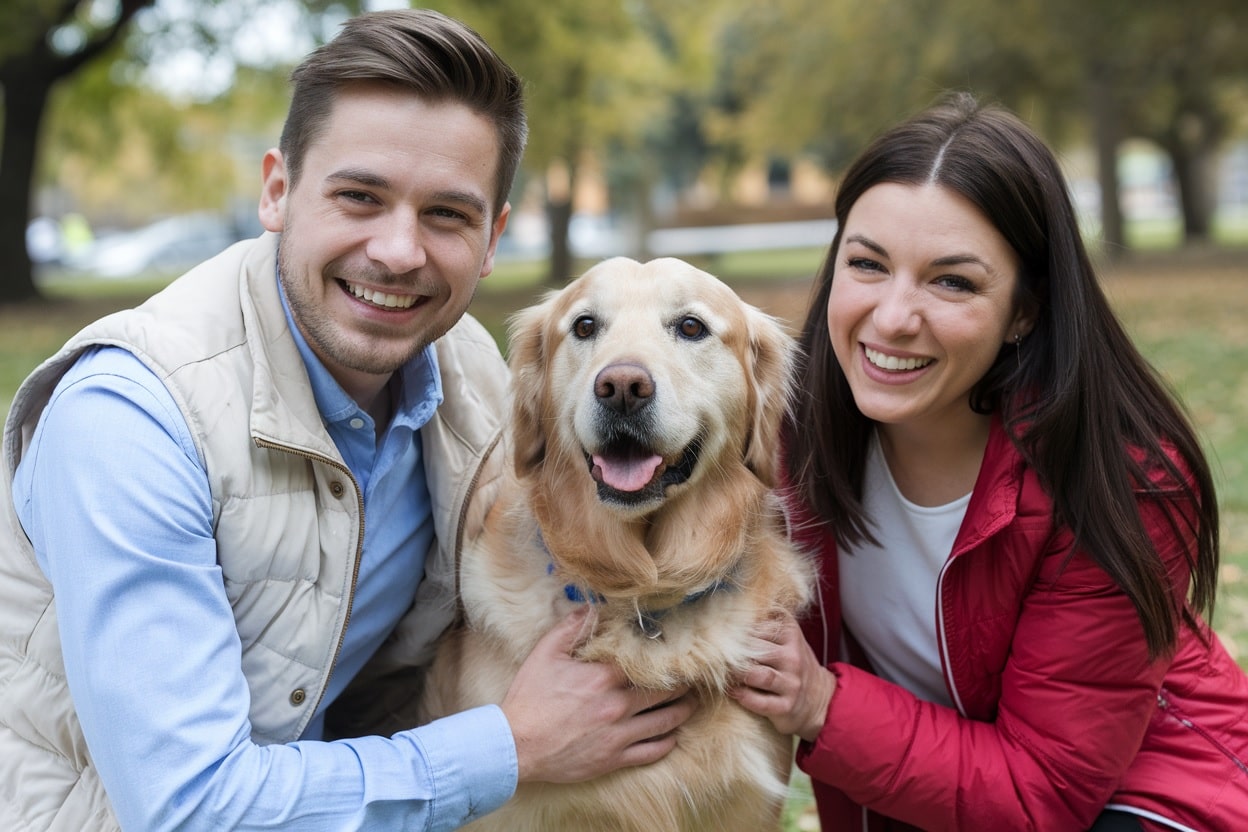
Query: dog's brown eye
[
  {"left": 573, "top": 316, "right": 596, "bottom": 338},
  {"left": 677, "top": 317, "right": 706, "bottom": 340}
]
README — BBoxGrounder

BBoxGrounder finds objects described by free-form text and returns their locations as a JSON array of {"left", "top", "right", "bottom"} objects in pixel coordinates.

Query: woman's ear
[{"left": 1008, "top": 299, "right": 1038, "bottom": 344}]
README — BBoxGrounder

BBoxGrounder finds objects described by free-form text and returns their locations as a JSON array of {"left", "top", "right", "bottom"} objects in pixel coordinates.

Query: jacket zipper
[
  {"left": 1157, "top": 687, "right": 1248, "bottom": 774},
  {"left": 935, "top": 556, "right": 967, "bottom": 717},
  {"left": 254, "top": 437, "right": 365, "bottom": 729}
]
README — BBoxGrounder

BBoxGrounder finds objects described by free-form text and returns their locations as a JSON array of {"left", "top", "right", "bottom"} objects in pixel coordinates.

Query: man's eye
[{"left": 573, "top": 316, "right": 596, "bottom": 338}]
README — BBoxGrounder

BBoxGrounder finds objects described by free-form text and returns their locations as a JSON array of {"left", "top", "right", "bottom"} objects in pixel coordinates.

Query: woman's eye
[
  {"left": 937, "top": 275, "right": 976, "bottom": 292},
  {"left": 573, "top": 316, "right": 596, "bottom": 338},
  {"left": 677, "top": 316, "right": 707, "bottom": 340},
  {"left": 847, "top": 257, "right": 883, "bottom": 272}
]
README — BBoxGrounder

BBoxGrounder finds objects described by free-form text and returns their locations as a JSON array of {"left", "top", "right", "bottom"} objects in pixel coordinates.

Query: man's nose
[{"left": 366, "top": 210, "right": 428, "bottom": 274}]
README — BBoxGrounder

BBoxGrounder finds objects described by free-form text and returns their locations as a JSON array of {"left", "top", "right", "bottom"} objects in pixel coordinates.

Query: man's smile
[{"left": 340, "top": 279, "right": 420, "bottom": 310}]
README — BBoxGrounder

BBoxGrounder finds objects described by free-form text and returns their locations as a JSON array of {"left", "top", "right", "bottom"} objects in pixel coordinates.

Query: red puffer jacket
[{"left": 793, "top": 418, "right": 1248, "bottom": 831}]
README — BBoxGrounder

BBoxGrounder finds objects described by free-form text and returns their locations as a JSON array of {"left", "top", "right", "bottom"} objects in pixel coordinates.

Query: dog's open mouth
[{"left": 586, "top": 437, "right": 701, "bottom": 506}]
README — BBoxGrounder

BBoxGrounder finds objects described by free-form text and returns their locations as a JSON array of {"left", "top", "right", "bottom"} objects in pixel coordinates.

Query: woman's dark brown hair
[{"left": 788, "top": 91, "right": 1219, "bottom": 658}]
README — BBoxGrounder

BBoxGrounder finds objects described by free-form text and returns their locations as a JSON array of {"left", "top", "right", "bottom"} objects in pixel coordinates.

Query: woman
[{"left": 731, "top": 93, "right": 1248, "bottom": 831}]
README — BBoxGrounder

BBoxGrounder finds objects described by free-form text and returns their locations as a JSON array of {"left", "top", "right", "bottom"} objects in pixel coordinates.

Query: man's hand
[
  {"left": 728, "top": 610, "right": 835, "bottom": 742},
  {"left": 501, "top": 607, "right": 694, "bottom": 784}
]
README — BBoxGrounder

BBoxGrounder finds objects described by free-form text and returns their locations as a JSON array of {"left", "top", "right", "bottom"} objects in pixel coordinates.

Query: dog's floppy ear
[
  {"left": 506, "top": 297, "right": 554, "bottom": 477},
  {"left": 742, "top": 306, "right": 797, "bottom": 487}
]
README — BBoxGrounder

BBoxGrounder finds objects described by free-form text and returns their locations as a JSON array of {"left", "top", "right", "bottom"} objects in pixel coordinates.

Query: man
[{"left": 0, "top": 10, "right": 691, "bottom": 831}]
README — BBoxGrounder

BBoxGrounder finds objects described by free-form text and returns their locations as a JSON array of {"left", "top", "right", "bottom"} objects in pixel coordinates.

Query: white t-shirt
[{"left": 838, "top": 433, "right": 970, "bottom": 707}]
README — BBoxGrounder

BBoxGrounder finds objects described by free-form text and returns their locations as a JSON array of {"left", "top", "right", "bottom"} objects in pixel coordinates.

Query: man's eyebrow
[
  {"left": 326, "top": 168, "right": 390, "bottom": 189},
  {"left": 433, "top": 189, "right": 489, "bottom": 217}
]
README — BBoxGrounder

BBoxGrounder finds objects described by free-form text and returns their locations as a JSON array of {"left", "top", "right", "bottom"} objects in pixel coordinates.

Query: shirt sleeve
[{"left": 12, "top": 346, "right": 517, "bottom": 831}]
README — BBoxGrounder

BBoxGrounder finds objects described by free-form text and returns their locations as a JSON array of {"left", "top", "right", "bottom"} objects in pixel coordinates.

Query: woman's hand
[{"left": 729, "top": 610, "right": 835, "bottom": 743}]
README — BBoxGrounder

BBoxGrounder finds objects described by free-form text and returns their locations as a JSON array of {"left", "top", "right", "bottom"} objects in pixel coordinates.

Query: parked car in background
[{"left": 62, "top": 212, "right": 254, "bottom": 279}]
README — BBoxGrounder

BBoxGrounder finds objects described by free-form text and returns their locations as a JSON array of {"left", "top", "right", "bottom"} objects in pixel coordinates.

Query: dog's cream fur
[{"left": 420, "top": 257, "right": 816, "bottom": 831}]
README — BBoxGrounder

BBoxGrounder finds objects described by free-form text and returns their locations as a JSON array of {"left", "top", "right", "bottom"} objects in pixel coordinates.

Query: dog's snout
[{"left": 595, "top": 363, "right": 655, "bottom": 415}]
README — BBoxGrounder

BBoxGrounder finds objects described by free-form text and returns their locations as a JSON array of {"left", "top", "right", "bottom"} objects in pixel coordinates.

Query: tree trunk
[
  {"left": 546, "top": 197, "right": 574, "bottom": 288},
  {"left": 1161, "top": 122, "right": 1216, "bottom": 245},
  {"left": 544, "top": 154, "right": 580, "bottom": 288},
  {"left": 1089, "top": 68, "right": 1126, "bottom": 258},
  {"left": 0, "top": 73, "right": 53, "bottom": 304}
]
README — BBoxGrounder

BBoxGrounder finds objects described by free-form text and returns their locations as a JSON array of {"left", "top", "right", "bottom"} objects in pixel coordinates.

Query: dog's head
[
  {"left": 506, "top": 257, "right": 797, "bottom": 594},
  {"left": 508, "top": 257, "right": 795, "bottom": 520}
]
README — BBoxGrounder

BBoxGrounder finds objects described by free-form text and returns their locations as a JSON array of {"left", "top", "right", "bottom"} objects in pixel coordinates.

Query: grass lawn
[{"left": 3, "top": 243, "right": 1246, "bottom": 831}]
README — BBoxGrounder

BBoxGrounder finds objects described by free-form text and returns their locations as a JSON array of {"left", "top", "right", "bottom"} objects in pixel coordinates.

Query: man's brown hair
[{"left": 280, "top": 9, "right": 527, "bottom": 215}]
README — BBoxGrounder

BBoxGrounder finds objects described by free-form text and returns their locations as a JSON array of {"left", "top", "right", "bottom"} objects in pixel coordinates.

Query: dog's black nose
[{"left": 595, "top": 363, "right": 655, "bottom": 415}]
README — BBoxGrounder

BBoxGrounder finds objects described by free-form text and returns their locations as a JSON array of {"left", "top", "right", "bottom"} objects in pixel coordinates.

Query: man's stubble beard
[{"left": 276, "top": 231, "right": 457, "bottom": 378}]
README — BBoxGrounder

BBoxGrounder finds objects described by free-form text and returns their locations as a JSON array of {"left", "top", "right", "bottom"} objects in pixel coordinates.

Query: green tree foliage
[
  {"left": 713, "top": 0, "right": 1248, "bottom": 251},
  {"left": 431, "top": 0, "right": 707, "bottom": 284},
  {"left": 924, "top": 0, "right": 1248, "bottom": 248},
  {"left": 40, "top": 58, "right": 245, "bottom": 226}
]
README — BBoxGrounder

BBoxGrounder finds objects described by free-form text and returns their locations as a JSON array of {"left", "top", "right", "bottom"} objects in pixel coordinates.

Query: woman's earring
[{"left": 1014, "top": 332, "right": 1022, "bottom": 371}]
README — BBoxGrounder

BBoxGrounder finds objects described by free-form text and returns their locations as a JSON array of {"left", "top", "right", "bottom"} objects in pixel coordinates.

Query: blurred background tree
[
  {"left": 431, "top": 0, "right": 687, "bottom": 284},
  {"left": 0, "top": 0, "right": 156, "bottom": 304},
  {"left": 4, "top": 0, "right": 1246, "bottom": 303},
  {"left": 1, "top": 0, "right": 366, "bottom": 304}
]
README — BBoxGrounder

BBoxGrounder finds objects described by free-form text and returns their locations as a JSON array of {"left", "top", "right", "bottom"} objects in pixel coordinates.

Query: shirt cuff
[{"left": 413, "top": 704, "right": 517, "bottom": 829}]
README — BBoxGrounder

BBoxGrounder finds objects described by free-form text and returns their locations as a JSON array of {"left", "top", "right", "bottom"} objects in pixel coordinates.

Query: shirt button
[
  {"left": 289, "top": 688, "right": 306, "bottom": 706},
  {"left": 329, "top": 481, "right": 345, "bottom": 498},
  {"left": 348, "top": 417, "right": 365, "bottom": 429}
]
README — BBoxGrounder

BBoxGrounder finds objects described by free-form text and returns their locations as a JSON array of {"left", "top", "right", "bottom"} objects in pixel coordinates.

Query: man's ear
[
  {"left": 479, "top": 201, "right": 511, "bottom": 279},
  {"left": 258, "top": 149, "right": 289, "bottom": 233}
]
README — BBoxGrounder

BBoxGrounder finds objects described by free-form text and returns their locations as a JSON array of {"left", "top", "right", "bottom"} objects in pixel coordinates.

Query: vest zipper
[
  {"left": 452, "top": 429, "right": 503, "bottom": 610},
  {"left": 1157, "top": 687, "right": 1248, "bottom": 774},
  {"left": 253, "top": 437, "right": 365, "bottom": 729}
]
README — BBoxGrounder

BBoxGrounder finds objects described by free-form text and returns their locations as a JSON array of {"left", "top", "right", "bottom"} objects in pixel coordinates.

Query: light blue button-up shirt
[{"left": 12, "top": 286, "right": 517, "bottom": 830}]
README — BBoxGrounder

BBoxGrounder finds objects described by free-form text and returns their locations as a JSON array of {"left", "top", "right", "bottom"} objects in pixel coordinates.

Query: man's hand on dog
[{"left": 501, "top": 606, "right": 695, "bottom": 784}]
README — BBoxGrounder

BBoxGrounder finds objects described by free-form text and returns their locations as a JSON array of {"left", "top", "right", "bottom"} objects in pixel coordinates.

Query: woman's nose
[{"left": 872, "top": 279, "right": 922, "bottom": 336}]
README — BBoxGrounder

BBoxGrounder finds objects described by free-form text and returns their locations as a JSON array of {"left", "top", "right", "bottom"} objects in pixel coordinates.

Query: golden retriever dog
[{"left": 421, "top": 256, "right": 815, "bottom": 831}]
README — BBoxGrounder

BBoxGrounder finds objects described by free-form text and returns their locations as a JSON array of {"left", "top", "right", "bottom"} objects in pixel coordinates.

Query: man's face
[{"left": 259, "top": 82, "right": 509, "bottom": 398}]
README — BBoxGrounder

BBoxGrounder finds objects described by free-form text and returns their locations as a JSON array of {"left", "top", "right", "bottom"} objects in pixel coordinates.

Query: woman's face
[{"left": 826, "top": 182, "right": 1031, "bottom": 440}]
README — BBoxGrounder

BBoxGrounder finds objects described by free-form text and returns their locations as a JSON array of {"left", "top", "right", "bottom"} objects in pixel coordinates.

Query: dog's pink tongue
[{"left": 592, "top": 453, "right": 664, "bottom": 492}]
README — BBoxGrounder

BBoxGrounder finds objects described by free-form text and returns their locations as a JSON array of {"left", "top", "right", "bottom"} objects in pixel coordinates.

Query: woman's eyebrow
[{"left": 845, "top": 233, "right": 887, "bottom": 255}]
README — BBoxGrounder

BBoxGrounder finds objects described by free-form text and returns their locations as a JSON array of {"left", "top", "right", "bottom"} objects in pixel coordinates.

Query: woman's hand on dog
[
  {"left": 501, "top": 606, "right": 696, "bottom": 784},
  {"left": 730, "top": 611, "right": 835, "bottom": 742}
]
